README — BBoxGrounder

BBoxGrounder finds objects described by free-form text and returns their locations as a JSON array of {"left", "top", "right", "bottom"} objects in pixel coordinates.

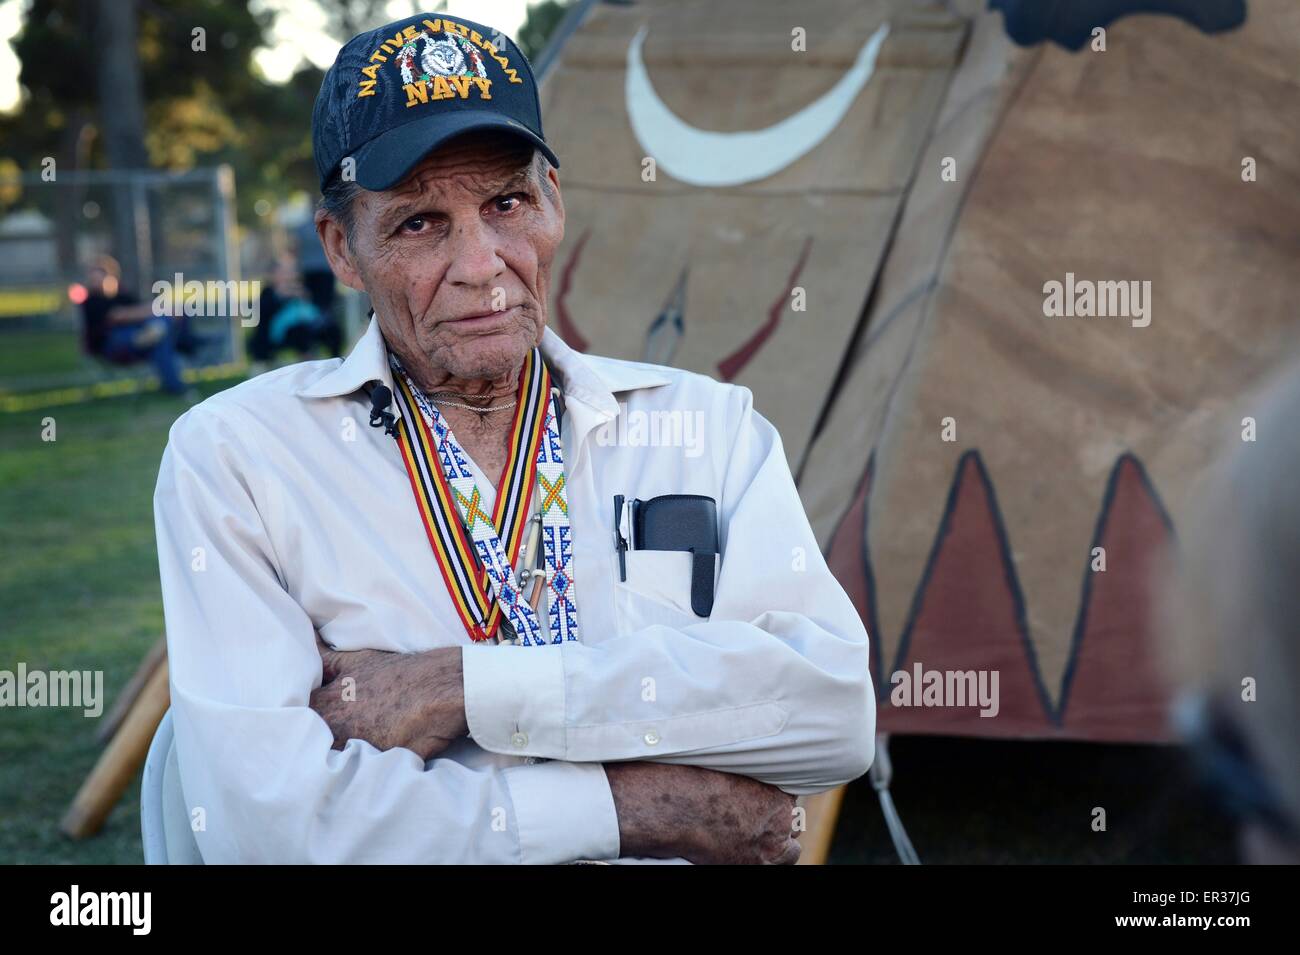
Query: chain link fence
[{"left": 0, "top": 165, "right": 242, "bottom": 397}]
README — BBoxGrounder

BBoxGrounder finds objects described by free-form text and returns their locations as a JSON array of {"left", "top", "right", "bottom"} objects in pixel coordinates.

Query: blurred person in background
[
  {"left": 296, "top": 217, "right": 344, "bottom": 357},
  {"left": 249, "top": 250, "right": 343, "bottom": 366},
  {"left": 79, "top": 255, "right": 189, "bottom": 395},
  {"left": 1163, "top": 359, "right": 1300, "bottom": 865}
]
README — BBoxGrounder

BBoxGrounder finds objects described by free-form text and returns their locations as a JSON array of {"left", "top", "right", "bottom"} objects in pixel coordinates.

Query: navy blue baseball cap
[{"left": 312, "top": 12, "right": 559, "bottom": 191}]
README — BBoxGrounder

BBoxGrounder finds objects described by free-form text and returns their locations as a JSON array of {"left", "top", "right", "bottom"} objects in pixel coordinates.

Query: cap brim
[{"left": 350, "top": 111, "right": 560, "bottom": 191}]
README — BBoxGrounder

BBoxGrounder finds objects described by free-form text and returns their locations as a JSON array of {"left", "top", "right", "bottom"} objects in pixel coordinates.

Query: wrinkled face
[{"left": 319, "top": 131, "right": 564, "bottom": 385}]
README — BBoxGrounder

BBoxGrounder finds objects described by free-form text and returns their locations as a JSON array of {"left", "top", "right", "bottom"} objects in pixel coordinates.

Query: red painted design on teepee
[
  {"left": 1058, "top": 455, "right": 1176, "bottom": 742},
  {"left": 555, "top": 228, "right": 591, "bottom": 352},
  {"left": 824, "top": 458, "right": 879, "bottom": 690},
  {"left": 879, "top": 452, "right": 1053, "bottom": 738},
  {"left": 717, "top": 237, "right": 813, "bottom": 382}
]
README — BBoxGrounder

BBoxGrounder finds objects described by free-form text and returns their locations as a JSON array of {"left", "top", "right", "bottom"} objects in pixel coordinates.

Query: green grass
[
  {"left": 0, "top": 380, "right": 238, "bottom": 864},
  {"left": 0, "top": 327, "right": 87, "bottom": 387}
]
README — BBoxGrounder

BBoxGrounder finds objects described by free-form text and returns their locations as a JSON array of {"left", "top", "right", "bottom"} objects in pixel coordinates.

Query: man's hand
[
  {"left": 310, "top": 636, "right": 467, "bottom": 761},
  {"left": 604, "top": 761, "right": 801, "bottom": 865}
]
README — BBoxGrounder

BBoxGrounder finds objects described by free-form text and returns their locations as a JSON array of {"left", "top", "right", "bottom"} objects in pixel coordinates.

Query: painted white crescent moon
[{"left": 624, "top": 22, "right": 891, "bottom": 187}]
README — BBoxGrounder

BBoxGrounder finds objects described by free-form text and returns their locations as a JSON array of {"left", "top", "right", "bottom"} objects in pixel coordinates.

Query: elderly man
[{"left": 154, "top": 12, "right": 874, "bottom": 865}]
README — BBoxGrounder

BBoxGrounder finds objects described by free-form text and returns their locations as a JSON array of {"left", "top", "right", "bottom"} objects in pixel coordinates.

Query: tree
[
  {"left": 516, "top": 0, "right": 575, "bottom": 61},
  {"left": 94, "top": 0, "right": 149, "bottom": 288},
  {"left": 0, "top": 0, "right": 584, "bottom": 286},
  {"left": 318, "top": 0, "right": 433, "bottom": 43}
]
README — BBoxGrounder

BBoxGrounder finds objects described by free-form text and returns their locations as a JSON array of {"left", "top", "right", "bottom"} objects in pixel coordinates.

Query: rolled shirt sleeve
[
  {"left": 462, "top": 384, "right": 876, "bottom": 795},
  {"left": 155, "top": 403, "right": 620, "bottom": 863}
]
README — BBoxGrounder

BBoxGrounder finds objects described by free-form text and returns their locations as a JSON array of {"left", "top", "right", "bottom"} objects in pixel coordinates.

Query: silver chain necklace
[{"left": 430, "top": 396, "right": 518, "bottom": 414}]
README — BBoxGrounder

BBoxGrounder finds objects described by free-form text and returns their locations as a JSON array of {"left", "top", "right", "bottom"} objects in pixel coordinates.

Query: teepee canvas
[{"left": 539, "top": 0, "right": 1300, "bottom": 743}]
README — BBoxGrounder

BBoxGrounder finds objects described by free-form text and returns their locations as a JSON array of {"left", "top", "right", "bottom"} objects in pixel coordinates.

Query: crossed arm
[
  {"left": 309, "top": 638, "right": 802, "bottom": 864},
  {"left": 310, "top": 634, "right": 806, "bottom": 867},
  {"left": 155, "top": 387, "right": 873, "bottom": 864}
]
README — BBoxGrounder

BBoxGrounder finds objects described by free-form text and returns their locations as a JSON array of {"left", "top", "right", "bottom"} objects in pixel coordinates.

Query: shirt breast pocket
[{"left": 614, "top": 550, "right": 717, "bottom": 633}]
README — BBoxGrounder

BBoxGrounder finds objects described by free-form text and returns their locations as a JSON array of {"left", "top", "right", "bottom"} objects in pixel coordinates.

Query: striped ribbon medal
[{"left": 389, "top": 348, "right": 580, "bottom": 646}]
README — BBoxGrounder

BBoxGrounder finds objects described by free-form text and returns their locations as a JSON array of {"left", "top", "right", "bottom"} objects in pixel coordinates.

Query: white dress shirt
[{"left": 153, "top": 316, "right": 875, "bottom": 864}]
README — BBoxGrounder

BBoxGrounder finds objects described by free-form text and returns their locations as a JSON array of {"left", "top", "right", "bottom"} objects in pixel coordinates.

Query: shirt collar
[{"left": 295, "top": 314, "right": 672, "bottom": 422}]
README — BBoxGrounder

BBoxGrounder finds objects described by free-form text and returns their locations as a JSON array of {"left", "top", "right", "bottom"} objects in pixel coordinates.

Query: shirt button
[
  {"left": 643, "top": 730, "right": 661, "bottom": 746},
  {"left": 511, "top": 731, "right": 528, "bottom": 749}
]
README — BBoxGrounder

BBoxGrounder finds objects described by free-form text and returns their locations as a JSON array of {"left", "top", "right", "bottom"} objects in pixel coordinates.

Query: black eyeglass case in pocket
[{"left": 630, "top": 494, "right": 719, "bottom": 617}]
